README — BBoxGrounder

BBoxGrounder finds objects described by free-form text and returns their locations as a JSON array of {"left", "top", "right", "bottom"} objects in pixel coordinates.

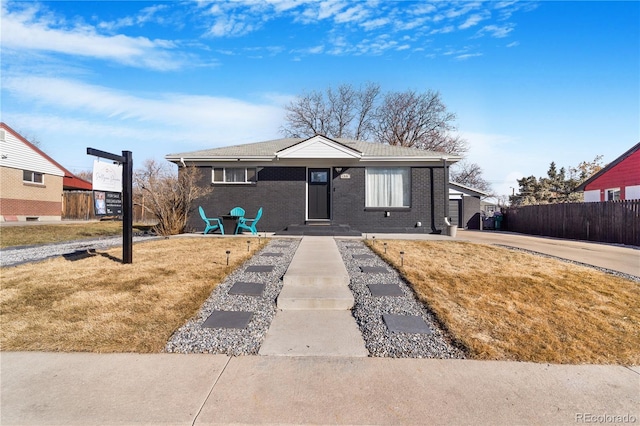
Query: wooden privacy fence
[
  {"left": 62, "top": 191, "right": 154, "bottom": 223},
  {"left": 62, "top": 191, "right": 95, "bottom": 220},
  {"left": 503, "top": 200, "right": 640, "bottom": 247}
]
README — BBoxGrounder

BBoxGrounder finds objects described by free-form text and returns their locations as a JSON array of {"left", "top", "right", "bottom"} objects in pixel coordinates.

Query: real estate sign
[{"left": 92, "top": 159, "right": 122, "bottom": 192}]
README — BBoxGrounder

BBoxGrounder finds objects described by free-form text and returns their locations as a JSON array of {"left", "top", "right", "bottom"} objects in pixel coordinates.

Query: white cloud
[
  {"left": 3, "top": 76, "right": 285, "bottom": 143},
  {"left": 430, "top": 25, "right": 455, "bottom": 35},
  {"left": 506, "top": 41, "right": 520, "bottom": 48},
  {"left": 361, "top": 17, "right": 389, "bottom": 31},
  {"left": 476, "top": 23, "right": 515, "bottom": 38},
  {"left": 335, "top": 5, "right": 368, "bottom": 24},
  {"left": 456, "top": 52, "right": 482, "bottom": 60},
  {"left": 98, "top": 4, "right": 169, "bottom": 31},
  {"left": 459, "top": 13, "right": 489, "bottom": 30},
  {"left": 1, "top": 3, "right": 183, "bottom": 71}
]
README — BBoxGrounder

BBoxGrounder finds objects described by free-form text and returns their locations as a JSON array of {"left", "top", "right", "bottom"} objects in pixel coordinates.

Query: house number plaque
[{"left": 340, "top": 173, "right": 351, "bottom": 179}]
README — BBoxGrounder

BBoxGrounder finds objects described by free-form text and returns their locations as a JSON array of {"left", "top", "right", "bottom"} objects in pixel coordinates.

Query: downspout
[
  {"left": 429, "top": 168, "right": 439, "bottom": 234},
  {"left": 443, "top": 156, "right": 450, "bottom": 227}
]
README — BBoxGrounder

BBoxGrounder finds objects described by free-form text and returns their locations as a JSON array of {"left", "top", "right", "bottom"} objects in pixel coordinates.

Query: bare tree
[
  {"left": 134, "top": 160, "right": 211, "bottom": 236},
  {"left": 450, "top": 161, "right": 492, "bottom": 193},
  {"left": 281, "top": 82, "right": 381, "bottom": 140},
  {"left": 74, "top": 170, "right": 93, "bottom": 182},
  {"left": 281, "top": 84, "right": 466, "bottom": 155},
  {"left": 327, "top": 84, "right": 356, "bottom": 138},
  {"left": 353, "top": 82, "right": 380, "bottom": 140},
  {"left": 374, "top": 89, "right": 467, "bottom": 154},
  {"left": 282, "top": 90, "right": 332, "bottom": 137}
]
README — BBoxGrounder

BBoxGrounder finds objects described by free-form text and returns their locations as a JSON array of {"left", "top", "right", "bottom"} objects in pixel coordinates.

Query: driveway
[
  {"left": 455, "top": 230, "right": 639, "bottom": 278},
  {"left": 363, "top": 230, "right": 639, "bottom": 278}
]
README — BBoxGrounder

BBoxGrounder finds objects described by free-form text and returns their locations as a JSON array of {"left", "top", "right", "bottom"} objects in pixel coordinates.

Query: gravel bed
[
  {"left": 164, "top": 239, "right": 300, "bottom": 356},
  {"left": 336, "top": 239, "right": 466, "bottom": 359},
  {"left": 0, "top": 234, "right": 158, "bottom": 267}
]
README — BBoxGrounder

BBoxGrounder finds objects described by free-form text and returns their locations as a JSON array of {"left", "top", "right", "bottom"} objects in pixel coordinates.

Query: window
[
  {"left": 606, "top": 188, "right": 621, "bottom": 201},
  {"left": 23, "top": 170, "right": 44, "bottom": 184},
  {"left": 310, "top": 171, "right": 328, "bottom": 183},
  {"left": 365, "top": 167, "right": 410, "bottom": 207},
  {"left": 212, "top": 167, "right": 257, "bottom": 183}
]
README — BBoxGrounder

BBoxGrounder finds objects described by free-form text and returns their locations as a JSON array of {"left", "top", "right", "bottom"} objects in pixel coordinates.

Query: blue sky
[{"left": 2, "top": 0, "right": 638, "bottom": 198}]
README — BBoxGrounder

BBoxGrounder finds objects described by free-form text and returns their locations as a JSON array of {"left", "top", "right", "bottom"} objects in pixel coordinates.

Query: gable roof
[
  {"left": 575, "top": 142, "right": 640, "bottom": 192},
  {"left": 166, "top": 135, "right": 462, "bottom": 163},
  {"left": 449, "top": 181, "right": 490, "bottom": 197},
  {"left": 0, "top": 122, "right": 92, "bottom": 190}
]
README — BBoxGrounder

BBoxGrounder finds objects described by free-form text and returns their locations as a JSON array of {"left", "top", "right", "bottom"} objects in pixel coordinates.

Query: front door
[{"left": 308, "top": 168, "right": 330, "bottom": 220}]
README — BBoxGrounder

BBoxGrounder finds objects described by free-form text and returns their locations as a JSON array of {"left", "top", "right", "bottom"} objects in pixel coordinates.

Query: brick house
[
  {"left": 0, "top": 123, "right": 91, "bottom": 221},
  {"left": 166, "top": 135, "right": 461, "bottom": 234},
  {"left": 576, "top": 142, "right": 640, "bottom": 202}
]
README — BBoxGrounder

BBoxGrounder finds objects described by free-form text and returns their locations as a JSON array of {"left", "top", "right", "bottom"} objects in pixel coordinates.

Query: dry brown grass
[
  {"left": 0, "top": 222, "right": 153, "bottom": 248},
  {"left": 368, "top": 240, "right": 640, "bottom": 365},
  {"left": 1, "top": 237, "right": 266, "bottom": 353}
]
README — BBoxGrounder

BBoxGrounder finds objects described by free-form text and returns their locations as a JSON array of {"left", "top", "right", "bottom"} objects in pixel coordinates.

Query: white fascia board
[
  {"left": 359, "top": 156, "right": 458, "bottom": 163},
  {"left": 166, "top": 155, "right": 274, "bottom": 162}
]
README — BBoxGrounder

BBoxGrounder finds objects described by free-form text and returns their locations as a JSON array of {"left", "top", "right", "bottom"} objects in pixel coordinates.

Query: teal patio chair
[
  {"left": 229, "top": 206, "right": 245, "bottom": 218},
  {"left": 199, "top": 206, "right": 224, "bottom": 235},
  {"left": 235, "top": 207, "right": 262, "bottom": 235}
]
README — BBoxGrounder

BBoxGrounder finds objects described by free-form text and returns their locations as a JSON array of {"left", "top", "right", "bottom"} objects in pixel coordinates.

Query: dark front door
[{"left": 308, "top": 168, "right": 330, "bottom": 220}]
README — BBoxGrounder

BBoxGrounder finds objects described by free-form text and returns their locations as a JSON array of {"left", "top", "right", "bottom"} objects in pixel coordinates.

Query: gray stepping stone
[
  {"left": 360, "top": 266, "right": 390, "bottom": 274},
  {"left": 245, "top": 265, "right": 274, "bottom": 273},
  {"left": 260, "top": 252, "right": 283, "bottom": 257},
  {"left": 383, "top": 314, "right": 433, "bottom": 334},
  {"left": 272, "top": 245, "right": 290, "bottom": 248},
  {"left": 203, "top": 311, "right": 253, "bottom": 329},
  {"left": 352, "top": 254, "right": 374, "bottom": 259},
  {"left": 367, "top": 284, "right": 404, "bottom": 297},
  {"left": 228, "top": 282, "right": 265, "bottom": 296}
]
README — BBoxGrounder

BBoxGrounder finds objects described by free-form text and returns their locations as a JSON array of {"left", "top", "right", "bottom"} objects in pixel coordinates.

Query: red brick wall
[{"left": 0, "top": 198, "right": 61, "bottom": 216}]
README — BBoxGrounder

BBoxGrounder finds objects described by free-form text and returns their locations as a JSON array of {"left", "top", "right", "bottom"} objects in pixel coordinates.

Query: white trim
[
  {"left": 625, "top": 185, "right": 640, "bottom": 200},
  {"left": 583, "top": 189, "right": 600, "bottom": 202},
  {"left": 605, "top": 187, "right": 621, "bottom": 201},
  {"left": 277, "top": 135, "right": 362, "bottom": 159},
  {"left": 212, "top": 167, "right": 257, "bottom": 184}
]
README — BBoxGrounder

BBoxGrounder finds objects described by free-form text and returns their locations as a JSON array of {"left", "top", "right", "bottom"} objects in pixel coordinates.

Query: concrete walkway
[
  {"left": 2, "top": 352, "right": 638, "bottom": 425},
  {"left": 259, "top": 236, "right": 368, "bottom": 357}
]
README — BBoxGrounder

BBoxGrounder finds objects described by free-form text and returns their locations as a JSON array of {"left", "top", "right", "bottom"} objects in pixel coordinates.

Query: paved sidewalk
[{"left": 2, "top": 352, "right": 638, "bottom": 425}]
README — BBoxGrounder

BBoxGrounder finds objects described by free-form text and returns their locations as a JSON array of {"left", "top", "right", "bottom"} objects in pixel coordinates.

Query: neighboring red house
[
  {"left": 0, "top": 122, "right": 91, "bottom": 221},
  {"left": 576, "top": 142, "right": 640, "bottom": 202}
]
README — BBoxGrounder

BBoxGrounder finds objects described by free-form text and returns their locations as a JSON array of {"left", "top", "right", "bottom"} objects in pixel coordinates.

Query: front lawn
[
  {"left": 0, "top": 221, "right": 154, "bottom": 248},
  {"left": 368, "top": 240, "right": 639, "bottom": 365},
  {"left": 0, "top": 238, "right": 266, "bottom": 352}
]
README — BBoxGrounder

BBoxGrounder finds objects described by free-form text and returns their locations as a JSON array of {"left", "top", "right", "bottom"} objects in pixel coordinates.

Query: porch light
[{"left": 335, "top": 167, "right": 343, "bottom": 173}]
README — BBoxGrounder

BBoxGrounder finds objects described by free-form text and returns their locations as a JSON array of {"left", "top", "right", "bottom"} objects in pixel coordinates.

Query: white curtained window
[{"left": 365, "top": 167, "right": 410, "bottom": 207}]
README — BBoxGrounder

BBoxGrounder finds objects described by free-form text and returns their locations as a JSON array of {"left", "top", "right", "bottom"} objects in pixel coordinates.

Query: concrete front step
[
  {"left": 258, "top": 310, "right": 368, "bottom": 357},
  {"left": 277, "top": 236, "right": 354, "bottom": 310},
  {"left": 276, "top": 224, "right": 362, "bottom": 236}
]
